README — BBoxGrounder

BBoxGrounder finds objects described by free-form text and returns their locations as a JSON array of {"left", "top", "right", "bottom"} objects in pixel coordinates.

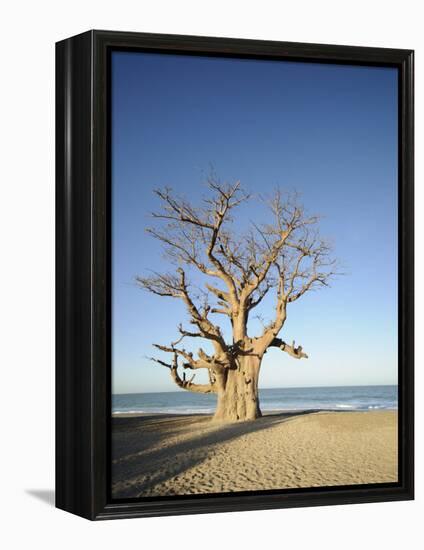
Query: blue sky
[{"left": 111, "top": 51, "right": 398, "bottom": 394}]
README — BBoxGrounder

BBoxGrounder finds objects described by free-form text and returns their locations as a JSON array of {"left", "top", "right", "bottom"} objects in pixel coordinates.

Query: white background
[{"left": 0, "top": 1, "right": 422, "bottom": 548}]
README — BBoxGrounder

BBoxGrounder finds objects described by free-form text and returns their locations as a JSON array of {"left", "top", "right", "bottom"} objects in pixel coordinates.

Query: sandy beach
[{"left": 111, "top": 410, "right": 398, "bottom": 498}]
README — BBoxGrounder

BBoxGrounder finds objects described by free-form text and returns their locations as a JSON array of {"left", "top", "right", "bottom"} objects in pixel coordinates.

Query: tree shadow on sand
[{"left": 111, "top": 410, "right": 320, "bottom": 498}]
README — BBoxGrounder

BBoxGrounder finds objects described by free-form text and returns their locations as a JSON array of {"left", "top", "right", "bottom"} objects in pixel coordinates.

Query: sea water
[{"left": 112, "top": 385, "right": 397, "bottom": 415}]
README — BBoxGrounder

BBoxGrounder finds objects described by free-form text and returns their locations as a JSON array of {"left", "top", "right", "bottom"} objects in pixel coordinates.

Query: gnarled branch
[
  {"left": 269, "top": 338, "right": 309, "bottom": 359},
  {"left": 137, "top": 267, "right": 228, "bottom": 354},
  {"left": 150, "top": 352, "right": 217, "bottom": 394}
]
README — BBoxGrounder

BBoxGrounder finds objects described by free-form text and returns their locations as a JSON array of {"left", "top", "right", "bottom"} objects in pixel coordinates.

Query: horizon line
[{"left": 112, "top": 382, "right": 398, "bottom": 396}]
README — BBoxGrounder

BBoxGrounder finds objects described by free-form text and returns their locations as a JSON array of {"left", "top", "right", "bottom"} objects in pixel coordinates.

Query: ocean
[{"left": 112, "top": 385, "right": 397, "bottom": 415}]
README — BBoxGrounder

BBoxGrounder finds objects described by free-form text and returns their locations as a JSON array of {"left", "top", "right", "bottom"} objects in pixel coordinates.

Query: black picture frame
[{"left": 56, "top": 29, "right": 414, "bottom": 520}]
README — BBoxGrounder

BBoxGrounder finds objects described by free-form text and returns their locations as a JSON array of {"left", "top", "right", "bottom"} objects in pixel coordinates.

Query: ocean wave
[{"left": 113, "top": 409, "right": 146, "bottom": 414}]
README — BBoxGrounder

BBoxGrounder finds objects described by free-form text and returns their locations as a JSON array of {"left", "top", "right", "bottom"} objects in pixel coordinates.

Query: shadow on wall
[{"left": 26, "top": 489, "right": 55, "bottom": 507}]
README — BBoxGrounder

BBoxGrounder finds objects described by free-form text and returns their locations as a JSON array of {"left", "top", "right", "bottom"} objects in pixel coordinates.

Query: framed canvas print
[{"left": 56, "top": 30, "right": 414, "bottom": 520}]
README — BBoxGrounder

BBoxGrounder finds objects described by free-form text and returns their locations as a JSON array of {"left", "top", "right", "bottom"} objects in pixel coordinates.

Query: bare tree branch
[
  {"left": 268, "top": 338, "right": 309, "bottom": 359},
  {"left": 153, "top": 343, "right": 228, "bottom": 373},
  {"left": 137, "top": 267, "right": 228, "bottom": 354},
  {"left": 149, "top": 351, "right": 219, "bottom": 394}
]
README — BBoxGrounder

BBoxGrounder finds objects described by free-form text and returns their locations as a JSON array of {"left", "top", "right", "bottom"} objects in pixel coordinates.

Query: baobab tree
[{"left": 137, "top": 180, "right": 338, "bottom": 422}]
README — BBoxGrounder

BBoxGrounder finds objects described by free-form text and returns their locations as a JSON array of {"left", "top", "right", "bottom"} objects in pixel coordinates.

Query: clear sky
[{"left": 111, "top": 51, "right": 398, "bottom": 394}]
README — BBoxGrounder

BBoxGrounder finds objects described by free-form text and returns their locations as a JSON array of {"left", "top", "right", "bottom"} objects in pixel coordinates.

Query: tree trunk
[{"left": 213, "top": 355, "right": 262, "bottom": 422}]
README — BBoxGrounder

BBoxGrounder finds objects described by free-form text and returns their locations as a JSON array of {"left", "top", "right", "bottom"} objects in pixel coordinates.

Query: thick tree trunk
[{"left": 213, "top": 355, "right": 262, "bottom": 422}]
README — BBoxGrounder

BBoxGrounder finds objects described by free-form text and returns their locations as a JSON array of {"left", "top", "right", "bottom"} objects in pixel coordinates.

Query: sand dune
[{"left": 111, "top": 411, "right": 398, "bottom": 498}]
